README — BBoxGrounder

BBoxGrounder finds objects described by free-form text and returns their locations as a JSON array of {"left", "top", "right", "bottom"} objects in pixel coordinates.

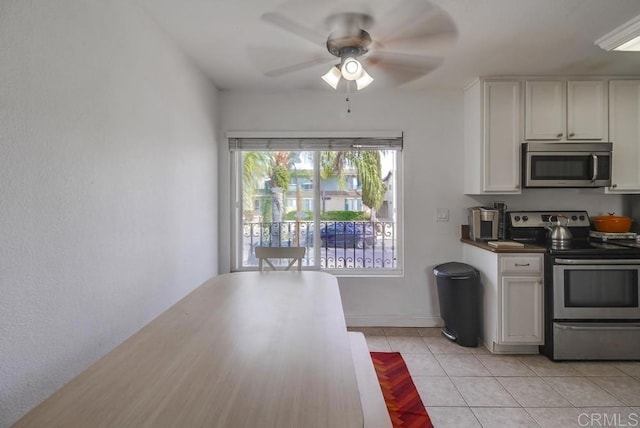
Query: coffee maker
[
  {"left": 468, "top": 206, "right": 499, "bottom": 241},
  {"left": 493, "top": 201, "right": 508, "bottom": 240}
]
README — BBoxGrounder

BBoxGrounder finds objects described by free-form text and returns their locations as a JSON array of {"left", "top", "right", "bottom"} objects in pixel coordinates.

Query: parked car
[{"left": 306, "top": 222, "right": 376, "bottom": 249}]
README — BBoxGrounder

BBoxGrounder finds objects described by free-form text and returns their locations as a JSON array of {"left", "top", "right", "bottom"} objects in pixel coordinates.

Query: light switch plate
[{"left": 436, "top": 208, "right": 449, "bottom": 222}]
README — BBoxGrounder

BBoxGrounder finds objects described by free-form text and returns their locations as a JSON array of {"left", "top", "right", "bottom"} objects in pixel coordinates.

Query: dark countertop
[
  {"left": 460, "top": 225, "right": 546, "bottom": 253},
  {"left": 460, "top": 237, "right": 546, "bottom": 253}
]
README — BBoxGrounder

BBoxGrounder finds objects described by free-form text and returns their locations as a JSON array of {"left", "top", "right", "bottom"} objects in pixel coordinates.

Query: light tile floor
[{"left": 348, "top": 326, "right": 640, "bottom": 428}]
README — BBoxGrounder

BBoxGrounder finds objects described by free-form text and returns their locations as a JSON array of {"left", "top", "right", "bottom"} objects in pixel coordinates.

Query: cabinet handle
[
  {"left": 514, "top": 263, "right": 530, "bottom": 266},
  {"left": 569, "top": 132, "right": 575, "bottom": 137},
  {"left": 612, "top": 184, "right": 618, "bottom": 188},
  {"left": 556, "top": 133, "right": 563, "bottom": 138}
]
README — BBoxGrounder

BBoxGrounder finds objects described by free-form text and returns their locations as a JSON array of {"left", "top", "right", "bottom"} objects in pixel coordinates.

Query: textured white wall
[
  {"left": 0, "top": 1, "right": 219, "bottom": 425},
  {"left": 218, "top": 90, "right": 624, "bottom": 326},
  {"left": 219, "top": 89, "right": 474, "bottom": 327}
]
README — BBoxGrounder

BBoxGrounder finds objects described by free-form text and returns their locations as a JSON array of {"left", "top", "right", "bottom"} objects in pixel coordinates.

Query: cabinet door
[
  {"left": 607, "top": 80, "right": 640, "bottom": 194},
  {"left": 499, "top": 276, "right": 543, "bottom": 344},
  {"left": 525, "top": 81, "right": 565, "bottom": 140},
  {"left": 482, "top": 81, "right": 522, "bottom": 193},
  {"left": 567, "top": 81, "right": 607, "bottom": 140}
]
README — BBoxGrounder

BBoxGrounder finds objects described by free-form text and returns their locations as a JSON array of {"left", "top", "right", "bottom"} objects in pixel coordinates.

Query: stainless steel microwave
[{"left": 522, "top": 142, "right": 612, "bottom": 188}]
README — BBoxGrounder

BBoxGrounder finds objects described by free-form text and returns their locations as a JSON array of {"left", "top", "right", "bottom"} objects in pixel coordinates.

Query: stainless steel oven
[
  {"left": 522, "top": 142, "right": 612, "bottom": 188},
  {"left": 550, "top": 257, "right": 640, "bottom": 360},
  {"left": 507, "top": 210, "right": 640, "bottom": 360},
  {"left": 551, "top": 321, "right": 640, "bottom": 360},
  {"left": 553, "top": 259, "right": 640, "bottom": 319}
]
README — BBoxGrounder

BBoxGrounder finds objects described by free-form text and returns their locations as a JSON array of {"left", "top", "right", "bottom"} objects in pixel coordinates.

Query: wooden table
[{"left": 15, "top": 272, "right": 364, "bottom": 427}]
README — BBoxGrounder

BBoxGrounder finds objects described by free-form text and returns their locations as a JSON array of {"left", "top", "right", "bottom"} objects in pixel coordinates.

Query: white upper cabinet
[
  {"left": 567, "top": 81, "right": 608, "bottom": 140},
  {"left": 525, "top": 80, "right": 608, "bottom": 141},
  {"left": 525, "top": 81, "right": 565, "bottom": 140},
  {"left": 607, "top": 80, "right": 640, "bottom": 194},
  {"left": 464, "top": 80, "right": 522, "bottom": 195}
]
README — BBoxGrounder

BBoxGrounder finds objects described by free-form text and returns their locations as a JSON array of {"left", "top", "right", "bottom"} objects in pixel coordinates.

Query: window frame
[{"left": 228, "top": 131, "right": 404, "bottom": 277}]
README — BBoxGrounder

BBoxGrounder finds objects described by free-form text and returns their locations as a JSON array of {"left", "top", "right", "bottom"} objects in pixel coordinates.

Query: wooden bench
[{"left": 349, "top": 332, "right": 393, "bottom": 428}]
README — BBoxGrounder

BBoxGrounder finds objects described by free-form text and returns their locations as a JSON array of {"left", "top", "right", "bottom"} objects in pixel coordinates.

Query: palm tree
[
  {"left": 349, "top": 151, "right": 385, "bottom": 220},
  {"left": 242, "top": 152, "right": 270, "bottom": 220},
  {"left": 241, "top": 151, "right": 292, "bottom": 221},
  {"left": 321, "top": 150, "right": 386, "bottom": 220},
  {"left": 242, "top": 151, "right": 293, "bottom": 247},
  {"left": 268, "top": 152, "right": 290, "bottom": 224}
]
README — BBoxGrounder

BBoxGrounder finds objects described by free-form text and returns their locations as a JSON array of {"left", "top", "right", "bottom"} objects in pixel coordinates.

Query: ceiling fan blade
[
  {"left": 371, "top": 0, "right": 436, "bottom": 40},
  {"left": 364, "top": 51, "right": 443, "bottom": 85},
  {"left": 366, "top": 51, "right": 443, "bottom": 71},
  {"left": 381, "top": 16, "right": 457, "bottom": 50},
  {"left": 382, "top": 30, "right": 458, "bottom": 53},
  {"left": 364, "top": 65, "right": 433, "bottom": 86},
  {"left": 262, "top": 12, "right": 327, "bottom": 48},
  {"left": 265, "top": 58, "right": 336, "bottom": 78},
  {"left": 371, "top": 0, "right": 457, "bottom": 50},
  {"left": 246, "top": 45, "right": 334, "bottom": 77}
]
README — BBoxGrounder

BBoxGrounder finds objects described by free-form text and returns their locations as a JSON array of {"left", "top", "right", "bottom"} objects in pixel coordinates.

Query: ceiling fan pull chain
[{"left": 346, "top": 97, "right": 351, "bottom": 113}]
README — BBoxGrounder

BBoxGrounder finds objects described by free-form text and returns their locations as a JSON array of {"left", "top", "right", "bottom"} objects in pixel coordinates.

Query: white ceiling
[{"left": 138, "top": 0, "right": 640, "bottom": 91}]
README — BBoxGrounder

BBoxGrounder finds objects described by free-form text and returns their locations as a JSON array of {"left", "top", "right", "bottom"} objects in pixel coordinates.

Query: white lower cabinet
[
  {"left": 499, "top": 275, "right": 543, "bottom": 344},
  {"left": 463, "top": 244, "right": 544, "bottom": 353}
]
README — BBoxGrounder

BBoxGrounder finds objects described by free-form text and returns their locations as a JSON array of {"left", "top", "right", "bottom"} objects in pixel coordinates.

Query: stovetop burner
[
  {"left": 505, "top": 210, "right": 640, "bottom": 257},
  {"left": 546, "top": 239, "right": 640, "bottom": 256},
  {"left": 590, "top": 230, "right": 638, "bottom": 240}
]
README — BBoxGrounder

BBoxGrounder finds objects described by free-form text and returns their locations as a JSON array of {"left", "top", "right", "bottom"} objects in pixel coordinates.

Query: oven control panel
[{"left": 507, "top": 211, "right": 591, "bottom": 228}]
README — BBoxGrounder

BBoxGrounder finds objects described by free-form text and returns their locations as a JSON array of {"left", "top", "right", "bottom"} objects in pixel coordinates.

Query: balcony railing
[{"left": 242, "top": 221, "right": 397, "bottom": 270}]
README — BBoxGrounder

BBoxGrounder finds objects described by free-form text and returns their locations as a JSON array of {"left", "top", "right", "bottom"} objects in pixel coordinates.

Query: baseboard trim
[
  {"left": 345, "top": 316, "right": 443, "bottom": 328},
  {"left": 490, "top": 342, "right": 540, "bottom": 355}
]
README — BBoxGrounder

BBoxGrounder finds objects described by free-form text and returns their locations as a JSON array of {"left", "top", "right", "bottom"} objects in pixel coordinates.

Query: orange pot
[{"left": 591, "top": 213, "right": 633, "bottom": 233}]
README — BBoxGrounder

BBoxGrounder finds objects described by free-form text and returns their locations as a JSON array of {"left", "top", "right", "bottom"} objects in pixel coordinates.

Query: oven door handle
[
  {"left": 591, "top": 154, "right": 598, "bottom": 183},
  {"left": 555, "top": 258, "right": 640, "bottom": 265},
  {"left": 555, "top": 322, "right": 640, "bottom": 331}
]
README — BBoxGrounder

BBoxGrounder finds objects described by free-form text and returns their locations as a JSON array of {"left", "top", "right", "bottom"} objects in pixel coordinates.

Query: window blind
[{"left": 228, "top": 133, "right": 403, "bottom": 151}]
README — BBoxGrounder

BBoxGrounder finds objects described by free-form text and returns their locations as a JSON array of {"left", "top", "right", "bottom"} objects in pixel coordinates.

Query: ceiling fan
[{"left": 254, "top": 0, "right": 458, "bottom": 91}]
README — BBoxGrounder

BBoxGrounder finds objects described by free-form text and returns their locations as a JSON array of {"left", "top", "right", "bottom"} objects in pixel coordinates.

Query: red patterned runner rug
[{"left": 370, "top": 352, "right": 433, "bottom": 428}]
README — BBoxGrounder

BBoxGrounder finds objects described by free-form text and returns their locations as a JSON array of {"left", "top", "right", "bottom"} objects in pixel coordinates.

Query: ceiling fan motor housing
[{"left": 326, "top": 29, "right": 372, "bottom": 58}]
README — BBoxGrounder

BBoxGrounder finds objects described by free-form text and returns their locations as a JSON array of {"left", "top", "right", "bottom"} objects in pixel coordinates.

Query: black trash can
[{"left": 433, "top": 262, "right": 480, "bottom": 347}]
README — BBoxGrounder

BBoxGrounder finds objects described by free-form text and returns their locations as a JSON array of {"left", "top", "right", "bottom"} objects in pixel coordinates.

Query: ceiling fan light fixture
[
  {"left": 321, "top": 65, "right": 341, "bottom": 89},
  {"left": 355, "top": 69, "right": 374, "bottom": 90},
  {"left": 340, "top": 57, "right": 363, "bottom": 80}
]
